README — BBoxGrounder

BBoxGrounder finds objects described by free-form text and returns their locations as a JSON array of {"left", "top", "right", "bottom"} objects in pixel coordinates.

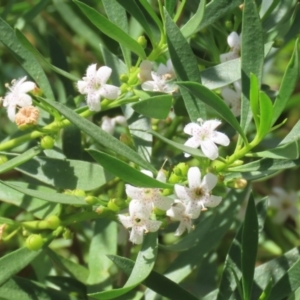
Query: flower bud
[
  {"left": 225, "top": 20, "right": 233, "bottom": 31},
  {"left": 107, "top": 199, "right": 120, "bottom": 212},
  {"left": 85, "top": 196, "right": 98, "bottom": 205},
  {"left": 40, "top": 136, "right": 55, "bottom": 149},
  {"left": 168, "top": 172, "right": 181, "bottom": 184},
  {"left": 72, "top": 189, "right": 86, "bottom": 197},
  {"left": 63, "top": 228, "right": 73, "bottom": 240},
  {"left": 46, "top": 215, "right": 61, "bottom": 230},
  {"left": 227, "top": 178, "right": 247, "bottom": 189},
  {"left": 0, "top": 155, "right": 8, "bottom": 165},
  {"left": 137, "top": 35, "right": 147, "bottom": 48},
  {"left": 26, "top": 234, "right": 44, "bottom": 251},
  {"left": 120, "top": 74, "right": 129, "bottom": 83},
  {"left": 153, "top": 207, "right": 166, "bottom": 216},
  {"left": 95, "top": 206, "right": 113, "bottom": 216},
  {"left": 174, "top": 163, "right": 189, "bottom": 177}
]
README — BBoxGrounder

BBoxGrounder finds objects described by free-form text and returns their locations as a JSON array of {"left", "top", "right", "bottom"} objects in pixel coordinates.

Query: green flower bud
[
  {"left": 137, "top": 35, "right": 147, "bottom": 48},
  {"left": 40, "top": 136, "right": 55, "bottom": 149},
  {"left": 46, "top": 215, "right": 61, "bottom": 230},
  {"left": 174, "top": 163, "right": 189, "bottom": 177},
  {"left": 95, "top": 206, "right": 113, "bottom": 216},
  {"left": 120, "top": 74, "right": 129, "bottom": 83},
  {"left": 63, "top": 228, "right": 73, "bottom": 240},
  {"left": 85, "top": 196, "right": 98, "bottom": 205},
  {"left": 0, "top": 155, "right": 8, "bottom": 165},
  {"left": 168, "top": 172, "right": 181, "bottom": 184},
  {"left": 153, "top": 207, "right": 166, "bottom": 216},
  {"left": 161, "top": 188, "right": 173, "bottom": 196},
  {"left": 225, "top": 20, "right": 233, "bottom": 30},
  {"left": 26, "top": 234, "right": 44, "bottom": 251},
  {"left": 72, "top": 189, "right": 86, "bottom": 197},
  {"left": 107, "top": 199, "right": 120, "bottom": 212},
  {"left": 227, "top": 178, "right": 247, "bottom": 189}
]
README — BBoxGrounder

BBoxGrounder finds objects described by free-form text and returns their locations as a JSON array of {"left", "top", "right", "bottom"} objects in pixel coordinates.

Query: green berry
[
  {"left": 0, "top": 155, "right": 8, "bottom": 165},
  {"left": 46, "top": 215, "right": 61, "bottom": 230},
  {"left": 41, "top": 136, "right": 55, "bottom": 149},
  {"left": 26, "top": 234, "right": 44, "bottom": 251}
]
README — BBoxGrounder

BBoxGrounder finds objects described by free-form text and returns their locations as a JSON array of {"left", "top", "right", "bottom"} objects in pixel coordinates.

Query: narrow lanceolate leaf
[
  {"left": 240, "top": 0, "right": 264, "bottom": 133},
  {"left": 272, "top": 39, "right": 299, "bottom": 125},
  {"left": 89, "top": 232, "right": 158, "bottom": 299},
  {"left": 178, "top": 81, "right": 247, "bottom": 142},
  {"left": 108, "top": 255, "right": 198, "bottom": 300},
  {"left": 131, "top": 95, "right": 173, "bottom": 119},
  {"left": 242, "top": 194, "right": 258, "bottom": 300},
  {"left": 0, "top": 181, "right": 87, "bottom": 206},
  {"left": 0, "top": 146, "right": 41, "bottom": 174},
  {"left": 87, "top": 149, "right": 172, "bottom": 189},
  {"left": 257, "top": 91, "right": 273, "bottom": 140},
  {"left": 249, "top": 73, "right": 260, "bottom": 129},
  {"left": 0, "top": 18, "right": 54, "bottom": 101},
  {"left": 165, "top": 9, "right": 206, "bottom": 121},
  {"left": 181, "top": 0, "right": 206, "bottom": 38},
  {"left": 74, "top": 1, "right": 146, "bottom": 59},
  {"left": 0, "top": 247, "right": 42, "bottom": 286},
  {"left": 39, "top": 98, "right": 156, "bottom": 173}
]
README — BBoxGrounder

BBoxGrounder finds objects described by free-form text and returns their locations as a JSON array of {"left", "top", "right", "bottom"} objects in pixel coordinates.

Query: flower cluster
[
  {"left": 220, "top": 32, "right": 242, "bottom": 116},
  {"left": 119, "top": 167, "right": 222, "bottom": 244},
  {"left": 139, "top": 59, "right": 177, "bottom": 94}
]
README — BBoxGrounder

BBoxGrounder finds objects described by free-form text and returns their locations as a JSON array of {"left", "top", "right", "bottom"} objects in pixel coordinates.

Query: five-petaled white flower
[
  {"left": 2, "top": 76, "right": 36, "bottom": 122},
  {"left": 77, "top": 64, "right": 120, "bottom": 112},
  {"left": 220, "top": 32, "right": 241, "bottom": 63},
  {"left": 126, "top": 170, "right": 173, "bottom": 217},
  {"left": 269, "top": 187, "right": 298, "bottom": 224},
  {"left": 101, "top": 115, "right": 127, "bottom": 135},
  {"left": 221, "top": 80, "right": 241, "bottom": 117},
  {"left": 184, "top": 119, "right": 230, "bottom": 160},
  {"left": 167, "top": 200, "right": 193, "bottom": 236},
  {"left": 118, "top": 210, "right": 162, "bottom": 244},
  {"left": 141, "top": 59, "right": 177, "bottom": 94},
  {"left": 174, "top": 167, "right": 222, "bottom": 219},
  {"left": 138, "top": 60, "right": 153, "bottom": 82}
]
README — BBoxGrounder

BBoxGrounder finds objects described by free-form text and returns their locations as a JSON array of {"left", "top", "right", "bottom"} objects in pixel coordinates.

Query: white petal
[
  {"left": 141, "top": 170, "right": 153, "bottom": 178},
  {"left": 101, "top": 117, "right": 115, "bottom": 134},
  {"left": 99, "top": 84, "right": 120, "bottom": 100},
  {"left": 185, "top": 200, "right": 202, "bottom": 219},
  {"left": 153, "top": 196, "right": 173, "bottom": 211},
  {"left": 221, "top": 87, "right": 240, "bottom": 104},
  {"left": 205, "top": 195, "right": 222, "bottom": 207},
  {"left": 203, "top": 119, "right": 222, "bottom": 131},
  {"left": 96, "top": 66, "right": 112, "bottom": 84},
  {"left": 139, "top": 60, "right": 153, "bottom": 82},
  {"left": 184, "top": 122, "right": 200, "bottom": 135},
  {"left": 86, "top": 92, "right": 101, "bottom": 111},
  {"left": 184, "top": 137, "right": 202, "bottom": 157},
  {"left": 7, "top": 105, "right": 16, "bottom": 121},
  {"left": 77, "top": 80, "right": 88, "bottom": 94},
  {"left": 187, "top": 167, "right": 202, "bottom": 189},
  {"left": 114, "top": 116, "right": 127, "bottom": 126},
  {"left": 130, "top": 226, "right": 144, "bottom": 244},
  {"left": 174, "top": 184, "right": 191, "bottom": 202},
  {"left": 19, "top": 81, "right": 36, "bottom": 93},
  {"left": 141, "top": 81, "right": 156, "bottom": 92},
  {"left": 157, "top": 62, "right": 169, "bottom": 76},
  {"left": 18, "top": 94, "right": 32, "bottom": 107},
  {"left": 211, "top": 131, "right": 230, "bottom": 146},
  {"left": 125, "top": 184, "right": 143, "bottom": 200},
  {"left": 145, "top": 219, "right": 162, "bottom": 232},
  {"left": 201, "top": 140, "right": 219, "bottom": 160},
  {"left": 118, "top": 214, "right": 133, "bottom": 228},
  {"left": 86, "top": 64, "right": 97, "bottom": 79},
  {"left": 156, "top": 170, "right": 166, "bottom": 183},
  {"left": 129, "top": 199, "right": 152, "bottom": 217},
  {"left": 227, "top": 32, "right": 240, "bottom": 50},
  {"left": 202, "top": 173, "right": 218, "bottom": 191},
  {"left": 167, "top": 200, "right": 185, "bottom": 220}
]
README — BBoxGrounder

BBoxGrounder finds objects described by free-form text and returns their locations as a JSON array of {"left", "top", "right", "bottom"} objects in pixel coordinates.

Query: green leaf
[
  {"left": 257, "top": 91, "right": 273, "bottom": 140},
  {"left": 8, "top": 155, "right": 110, "bottom": 191},
  {"left": 0, "top": 276, "right": 76, "bottom": 300},
  {"left": 87, "top": 149, "right": 172, "bottom": 188},
  {"left": 0, "top": 18, "right": 54, "bottom": 101},
  {"left": 87, "top": 219, "right": 117, "bottom": 290},
  {"left": 89, "top": 232, "right": 158, "bottom": 299},
  {"left": 45, "top": 248, "right": 89, "bottom": 284},
  {"left": 74, "top": 1, "right": 146, "bottom": 59},
  {"left": 0, "top": 181, "right": 87, "bottom": 206},
  {"left": 0, "top": 247, "right": 42, "bottom": 286},
  {"left": 108, "top": 255, "right": 198, "bottom": 300},
  {"left": 241, "top": 194, "right": 258, "bottom": 300},
  {"left": 39, "top": 97, "right": 156, "bottom": 173},
  {"left": 131, "top": 95, "right": 173, "bottom": 119},
  {"left": 198, "top": 0, "right": 243, "bottom": 31},
  {"left": 15, "top": 29, "right": 78, "bottom": 81},
  {"left": 147, "top": 129, "right": 205, "bottom": 158},
  {"left": 165, "top": 9, "right": 206, "bottom": 121},
  {"left": 0, "top": 181, "right": 60, "bottom": 219},
  {"left": 102, "top": 0, "right": 131, "bottom": 68},
  {"left": 178, "top": 81, "right": 247, "bottom": 142},
  {"left": 240, "top": 0, "right": 264, "bottom": 132},
  {"left": 250, "top": 73, "right": 260, "bottom": 128},
  {"left": 272, "top": 39, "right": 299, "bottom": 125},
  {"left": 0, "top": 146, "right": 41, "bottom": 175},
  {"left": 181, "top": 0, "right": 206, "bottom": 38}
]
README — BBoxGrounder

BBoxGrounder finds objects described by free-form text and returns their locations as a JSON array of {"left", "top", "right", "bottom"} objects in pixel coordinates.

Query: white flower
[
  {"left": 118, "top": 211, "right": 162, "bottom": 244},
  {"left": 141, "top": 59, "right": 177, "bottom": 94},
  {"left": 167, "top": 200, "right": 193, "bottom": 236},
  {"left": 77, "top": 64, "right": 120, "bottom": 112},
  {"left": 184, "top": 119, "right": 230, "bottom": 160},
  {"left": 2, "top": 76, "right": 36, "bottom": 121},
  {"left": 174, "top": 167, "right": 221, "bottom": 219},
  {"left": 221, "top": 80, "right": 241, "bottom": 117},
  {"left": 269, "top": 187, "right": 298, "bottom": 224},
  {"left": 220, "top": 32, "right": 241, "bottom": 62},
  {"left": 126, "top": 170, "right": 173, "bottom": 217},
  {"left": 101, "top": 115, "right": 127, "bottom": 135}
]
